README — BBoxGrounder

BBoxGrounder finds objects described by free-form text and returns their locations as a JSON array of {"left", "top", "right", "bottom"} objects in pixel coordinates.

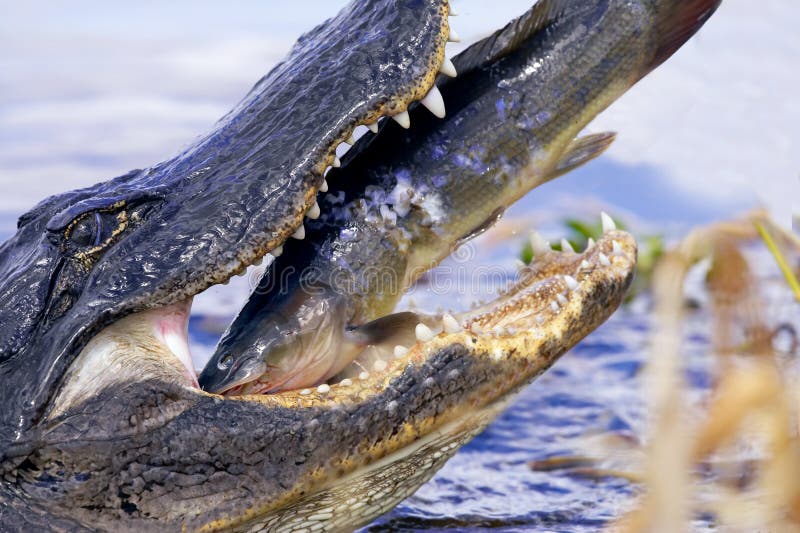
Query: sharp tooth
[
  {"left": 587, "top": 238, "right": 596, "bottom": 250},
  {"left": 358, "top": 371, "right": 370, "bottom": 381},
  {"left": 563, "top": 275, "right": 579, "bottom": 291},
  {"left": 319, "top": 179, "right": 329, "bottom": 192},
  {"left": 535, "top": 315, "right": 545, "bottom": 325},
  {"left": 421, "top": 85, "right": 446, "bottom": 118},
  {"left": 599, "top": 252, "right": 611, "bottom": 266},
  {"left": 367, "top": 121, "right": 379, "bottom": 134},
  {"left": 448, "top": 27, "right": 461, "bottom": 42},
  {"left": 580, "top": 260, "right": 590, "bottom": 269},
  {"left": 550, "top": 301, "right": 560, "bottom": 312},
  {"left": 307, "top": 201, "right": 320, "bottom": 220},
  {"left": 393, "top": 111, "right": 411, "bottom": 129},
  {"left": 612, "top": 240, "right": 623, "bottom": 255},
  {"left": 339, "top": 378, "right": 353, "bottom": 387},
  {"left": 300, "top": 389, "right": 312, "bottom": 396},
  {"left": 333, "top": 157, "right": 341, "bottom": 168},
  {"left": 292, "top": 225, "right": 305, "bottom": 240},
  {"left": 601, "top": 212, "right": 616, "bottom": 233},
  {"left": 373, "top": 359, "right": 388, "bottom": 372},
  {"left": 449, "top": 3, "right": 458, "bottom": 16},
  {"left": 272, "top": 245, "right": 283, "bottom": 257},
  {"left": 442, "top": 313, "right": 462, "bottom": 333},
  {"left": 316, "top": 384, "right": 330, "bottom": 394},
  {"left": 440, "top": 56, "right": 457, "bottom": 77},
  {"left": 529, "top": 231, "right": 551, "bottom": 256},
  {"left": 561, "top": 239, "right": 575, "bottom": 253},
  {"left": 557, "top": 293, "right": 568, "bottom": 306},
  {"left": 415, "top": 323, "right": 435, "bottom": 342},
  {"left": 394, "top": 345, "right": 409, "bottom": 359}
]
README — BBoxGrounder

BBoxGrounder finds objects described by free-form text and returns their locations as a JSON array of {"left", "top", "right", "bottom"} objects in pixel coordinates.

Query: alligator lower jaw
[
  {"left": 54, "top": 227, "right": 636, "bottom": 423},
  {"left": 41, "top": 227, "right": 635, "bottom": 529}
]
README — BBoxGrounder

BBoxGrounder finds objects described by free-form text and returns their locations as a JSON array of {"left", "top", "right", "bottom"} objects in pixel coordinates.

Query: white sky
[{"left": 0, "top": 0, "right": 797, "bottom": 229}]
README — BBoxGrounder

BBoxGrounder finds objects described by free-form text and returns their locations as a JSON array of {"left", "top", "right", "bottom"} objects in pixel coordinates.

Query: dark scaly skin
[
  {"left": 201, "top": 0, "right": 691, "bottom": 394},
  {"left": 0, "top": 0, "right": 720, "bottom": 530}
]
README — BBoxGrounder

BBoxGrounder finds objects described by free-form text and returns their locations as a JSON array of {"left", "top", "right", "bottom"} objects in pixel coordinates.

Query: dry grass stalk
[{"left": 608, "top": 211, "right": 800, "bottom": 531}]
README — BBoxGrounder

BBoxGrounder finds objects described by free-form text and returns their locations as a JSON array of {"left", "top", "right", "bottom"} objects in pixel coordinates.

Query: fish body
[{"left": 198, "top": 0, "right": 713, "bottom": 394}]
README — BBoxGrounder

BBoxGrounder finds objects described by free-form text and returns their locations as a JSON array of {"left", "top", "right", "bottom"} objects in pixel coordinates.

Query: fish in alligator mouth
[{"left": 0, "top": 0, "right": 719, "bottom": 531}]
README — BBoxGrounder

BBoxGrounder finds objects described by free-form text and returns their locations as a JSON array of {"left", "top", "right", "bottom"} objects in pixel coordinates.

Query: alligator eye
[
  {"left": 68, "top": 213, "right": 102, "bottom": 248},
  {"left": 65, "top": 210, "right": 125, "bottom": 252},
  {"left": 218, "top": 354, "right": 234, "bottom": 370}
]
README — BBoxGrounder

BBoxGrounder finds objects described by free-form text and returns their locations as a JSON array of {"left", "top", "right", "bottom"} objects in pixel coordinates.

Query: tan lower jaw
[
  {"left": 230, "top": 227, "right": 637, "bottom": 408},
  {"left": 50, "top": 221, "right": 635, "bottom": 421}
]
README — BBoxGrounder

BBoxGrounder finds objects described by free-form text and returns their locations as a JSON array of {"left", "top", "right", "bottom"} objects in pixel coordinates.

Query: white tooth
[
  {"left": 529, "top": 231, "right": 551, "bottom": 256},
  {"left": 339, "top": 378, "right": 353, "bottom": 387},
  {"left": 599, "top": 253, "right": 611, "bottom": 266},
  {"left": 358, "top": 371, "right": 370, "bottom": 381},
  {"left": 307, "top": 201, "right": 320, "bottom": 220},
  {"left": 393, "top": 111, "right": 411, "bottom": 129},
  {"left": 535, "top": 315, "right": 545, "bottom": 325},
  {"left": 415, "top": 323, "right": 435, "bottom": 342},
  {"left": 564, "top": 275, "right": 579, "bottom": 291},
  {"left": 442, "top": 313, "right": 462, "bottom": 333},
  {"left": 421, "top": 85, "right": 446, "bottom": 118},
  {"left": 580, "top": 260, "right": 590, "bottom": 269},
  {"left": 492, "top": 325, "right": 504, "bottom": 336},
  {"left": 300, "top": 389, "right": 312, "bottom": 396},
  {"left": 471, "top": 323, "right": 485, "bottom": 334},
  {"left": 292, "top": 225, "right": 305, "bottom": 240},
  {"left": 550, "top": 301, "right": 560, "bottom": 312},
  {"left": 587, "top": 238, "right": 596, "bottom": 250},
  {"left": 367, "top": 121, "right": 379, "bottom": 134},
  {"left": 561, "top": 239, "right": 575, "bottom": 253},
  {"left": 449, "top": 3, "right": 458, "bottom": 16},
  {"left": 612, "top": 240, "right": 623, "bottom": 255},
  {"left": 557, "top": 293, "right": 568, "bottom": 306},
  {"left": 317, "top": 383, "right": 330, "bottom": 394},
  {"left": 319, "top": 179, "right": 329, "bottom": 192},
  {"left": 440, "top": 56, "right": 457, "bottom": 77},
  {"left": 394, "top": 345, "right": 409, "bottom": 359},
  {"left": 601, "top": 211, "right": 616, "bottom": 233},
  {"left": 448, "top": 27, "right": 461, "bottom": 42},
  {"left": 333, "top": 157, "right": 341, "bottom": 168},
  {"left": 272, "top": 245, "right": 283, "bottom": 257},
  {"left": 373, "top": 359, "right": 387, "bottom": 372}
]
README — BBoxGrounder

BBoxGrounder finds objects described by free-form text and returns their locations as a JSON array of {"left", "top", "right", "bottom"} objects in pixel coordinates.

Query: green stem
[{"left": 755, "top": 220, "right": 800, "bottom": 302}]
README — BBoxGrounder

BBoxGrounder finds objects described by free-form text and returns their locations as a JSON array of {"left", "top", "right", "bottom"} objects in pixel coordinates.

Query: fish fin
[
  {"left": 452, "top": 0, "right": 578, "bottom": 75},
  {"left": 345, "top": 312, "right": 421, "bottom": 346},
  {"left": 647, "top": 0, "right": 722, "bottom": 75},
  {"left": 544, "top": 132, "right": 617, "bottom": 184},
  {"left": 458, "top": 207, "right": 505, "bottom": 246}
]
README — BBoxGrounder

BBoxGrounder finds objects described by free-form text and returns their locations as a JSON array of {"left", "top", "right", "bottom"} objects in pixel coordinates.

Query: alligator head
[{"left": 0, "top": 0, "right": 719, "bottom": 530}]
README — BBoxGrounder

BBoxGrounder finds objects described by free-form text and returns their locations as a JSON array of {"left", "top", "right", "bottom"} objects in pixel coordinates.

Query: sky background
[{"left": 0, "top": 0, "right": 797, "bottom": 235}]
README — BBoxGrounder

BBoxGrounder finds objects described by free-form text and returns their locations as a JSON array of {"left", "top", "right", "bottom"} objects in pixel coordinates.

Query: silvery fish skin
[{"left": 199, "top": 0, "right": 701, "bottom": 394}]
